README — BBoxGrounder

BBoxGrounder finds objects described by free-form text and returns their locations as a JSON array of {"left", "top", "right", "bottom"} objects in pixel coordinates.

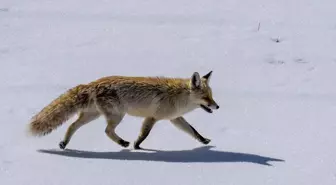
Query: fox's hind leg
[
  {"left": 170, "top": 116, "right": 211, "bottom": 145},
  {"left": 134, "top": 117, "right": 157, "bottom": 150},
  {"left": 59, "top": 110, "right": 100, "bottom": 149},
  {"left": 94, "top": 90, "right": 129, "bottom": 148},
  {"left": 103, "top": 113, "right": 130, "bottom": 148}
]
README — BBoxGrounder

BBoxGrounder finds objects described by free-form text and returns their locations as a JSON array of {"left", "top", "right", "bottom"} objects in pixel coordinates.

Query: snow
[{"left": 1, "top": 0, "right": 336, "bottom": 184}]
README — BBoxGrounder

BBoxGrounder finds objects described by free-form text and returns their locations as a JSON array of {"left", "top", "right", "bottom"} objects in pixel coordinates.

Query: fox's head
[{"left": 189, "top": 71, "right": 219, "bottom": 113}]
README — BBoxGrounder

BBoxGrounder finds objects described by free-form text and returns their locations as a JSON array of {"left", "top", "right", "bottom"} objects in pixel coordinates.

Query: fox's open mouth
[{"left": 200, "top": 105, "right": 213, "bottom": 113}]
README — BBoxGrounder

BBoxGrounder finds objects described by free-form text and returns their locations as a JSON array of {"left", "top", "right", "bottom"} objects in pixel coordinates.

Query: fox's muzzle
[
  {"left": 209, "top": 101, "right": 220, "bottom": 110},
  {"left": 200, "top": 99, "right": 219, "bottom": 113}
]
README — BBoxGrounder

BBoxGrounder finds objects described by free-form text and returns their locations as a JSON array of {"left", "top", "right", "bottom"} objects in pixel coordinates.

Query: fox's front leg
[
  {"left": 134, "top": 117, "right": 157, "bottom": 150},
  {"left": 170, "top": 117, "right": 211, "bottom": 144}
]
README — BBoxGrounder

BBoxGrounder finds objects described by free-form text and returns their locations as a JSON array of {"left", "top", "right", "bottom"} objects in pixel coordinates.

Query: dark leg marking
[{"left": 134, "top": 117, "right": 156, "bottom": 150}]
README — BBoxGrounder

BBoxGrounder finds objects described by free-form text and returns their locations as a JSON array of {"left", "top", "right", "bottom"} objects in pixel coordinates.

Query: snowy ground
[{"left": 1, "top": 0, "right": 336, "bottom": 184}]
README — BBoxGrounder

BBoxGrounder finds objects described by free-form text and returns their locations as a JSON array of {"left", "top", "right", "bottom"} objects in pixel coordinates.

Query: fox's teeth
[{"left": 200, "top": 104, "right": 212, "bottom": 113}]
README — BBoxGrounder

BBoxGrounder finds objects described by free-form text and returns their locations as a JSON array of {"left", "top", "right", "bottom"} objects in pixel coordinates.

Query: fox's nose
[{"left": 210, "top": 103, "right": 220, "bottom": 109}]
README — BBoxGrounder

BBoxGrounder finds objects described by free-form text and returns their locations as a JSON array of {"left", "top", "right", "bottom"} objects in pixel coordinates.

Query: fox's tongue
[{"left": 200, "top": 105, "right": 213, "bottom": 113}]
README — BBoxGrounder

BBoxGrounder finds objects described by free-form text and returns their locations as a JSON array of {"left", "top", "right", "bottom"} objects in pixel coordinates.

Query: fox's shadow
[{"left": 38, "top": 146, "right": 284, "bottom": 166}]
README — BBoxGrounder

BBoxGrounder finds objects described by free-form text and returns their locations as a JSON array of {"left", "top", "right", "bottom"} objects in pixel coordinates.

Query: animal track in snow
[
  {"left": 294, "top": 58, "right": 309, "bottom": 64},
  {"left": 0, "top": 8, "right": 9, "bottom": 12}
]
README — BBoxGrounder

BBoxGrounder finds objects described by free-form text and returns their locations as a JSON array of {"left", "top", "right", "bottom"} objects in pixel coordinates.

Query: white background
[{"left": 1, "top": 0, "right": 336, "bottom": 184}]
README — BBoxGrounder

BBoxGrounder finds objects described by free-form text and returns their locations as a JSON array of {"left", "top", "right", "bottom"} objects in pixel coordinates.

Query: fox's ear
[
  {"left": 202, "top": 70, "right": 213, "bottom": 82},
  {"left": 191, "top": 72, "right": 201, "bottom": 89}
]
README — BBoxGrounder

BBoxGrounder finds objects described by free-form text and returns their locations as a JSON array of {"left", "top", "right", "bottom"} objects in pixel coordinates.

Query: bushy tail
[{"left": 28, "top": 85, "right": 90, "bottom": 136}]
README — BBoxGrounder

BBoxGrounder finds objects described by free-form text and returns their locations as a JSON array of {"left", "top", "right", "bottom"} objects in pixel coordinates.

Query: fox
[{"left": 28, "top": 71, "right": 219, "bottom": 150}]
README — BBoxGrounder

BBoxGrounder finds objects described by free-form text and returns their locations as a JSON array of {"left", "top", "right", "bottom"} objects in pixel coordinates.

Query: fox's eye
[{"left": 202, "top": 97, "right": 211, "bottom": 102}]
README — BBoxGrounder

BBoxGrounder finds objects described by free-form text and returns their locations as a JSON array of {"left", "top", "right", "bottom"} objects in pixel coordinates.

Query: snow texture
[{"left": 1, "top": 0, "right": 336, "bottom": 185}]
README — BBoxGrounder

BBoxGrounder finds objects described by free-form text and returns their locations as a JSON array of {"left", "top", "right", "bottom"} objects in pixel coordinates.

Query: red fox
[{"left": 28, "top": 71, "right": 219, "bottom": 150}]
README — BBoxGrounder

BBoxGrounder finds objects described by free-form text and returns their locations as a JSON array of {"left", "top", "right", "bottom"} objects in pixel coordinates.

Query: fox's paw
[
  {"left": 201, "top": 138, "right": 211, "bottom": 145},
  {"left": 119, "top": 140, "right": 130, "bottom": 148},
  {"left": 59, "top": 141, "right": 67, "bottom": 149},
  {"left": 133, "top": 144, "right": 142, "bottom": 150}
]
